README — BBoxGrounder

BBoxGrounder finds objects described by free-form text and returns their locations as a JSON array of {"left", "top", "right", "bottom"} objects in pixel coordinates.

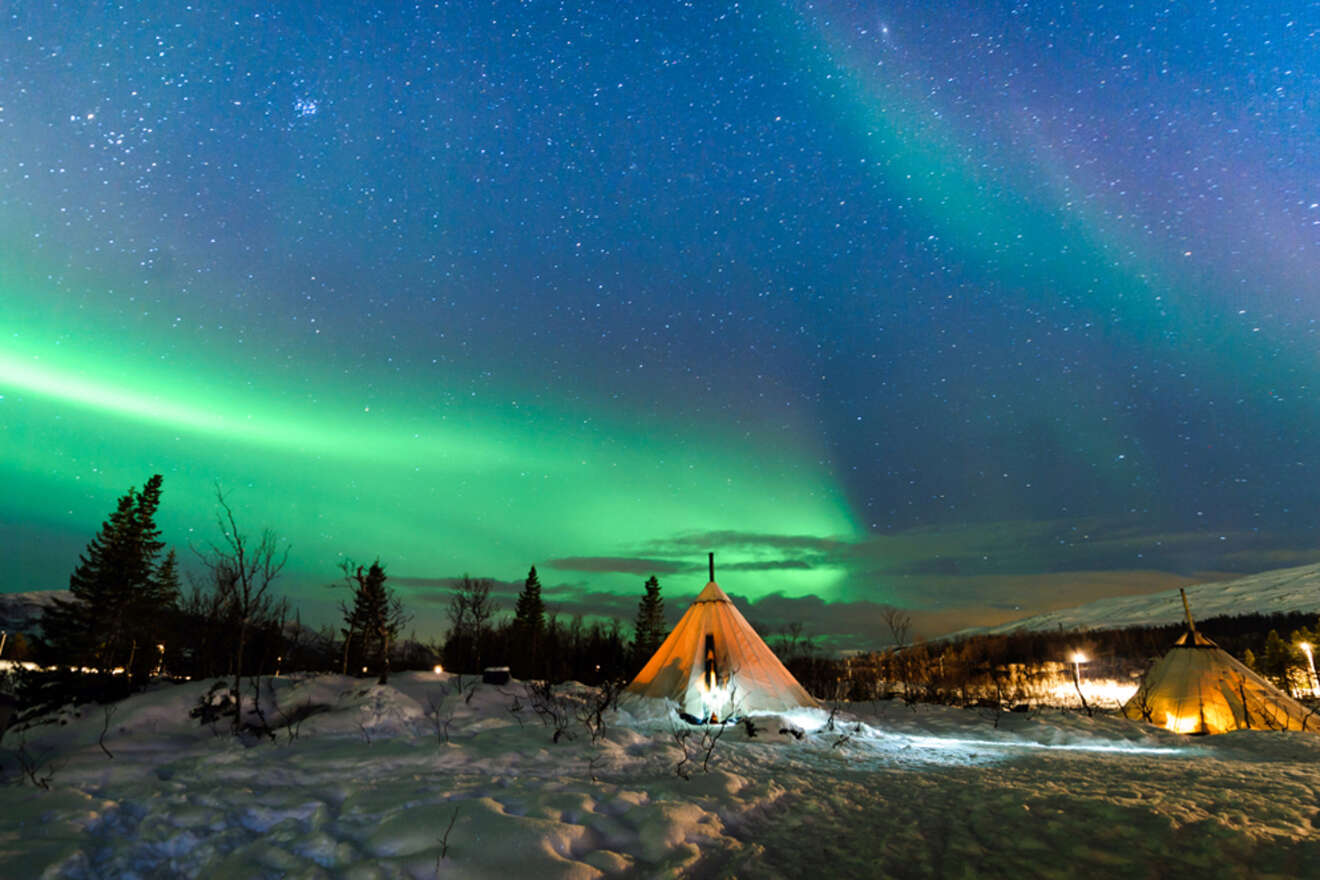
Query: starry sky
[{"left": 4, "top": 1, "right": 1319, "bottom": 649}]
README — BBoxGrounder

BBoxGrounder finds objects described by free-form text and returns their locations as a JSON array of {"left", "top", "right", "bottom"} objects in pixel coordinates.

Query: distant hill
[
  {"left": 955, "top": 562, "right": 1320, "bottom": 637},
  {"left": 0, "top": 591, "right": 68, "bottom": 635}
]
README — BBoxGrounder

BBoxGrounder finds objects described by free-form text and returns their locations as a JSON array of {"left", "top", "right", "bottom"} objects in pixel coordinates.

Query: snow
[
  {"left": 954, "top": 562, "right": 1320, "bottom": 637},
  {"left": 3, "top": 672, "right": 1319, "bottom": 877}
]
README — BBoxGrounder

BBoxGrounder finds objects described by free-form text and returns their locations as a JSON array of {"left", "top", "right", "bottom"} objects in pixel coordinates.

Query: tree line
[
  {"left": 15, "top": 475, "right": 677, "bottom": 711},
  {"left": 35, "top": 474, "right": 1318, "bottom": 715},
  {"left": 768, "top": 611, "right": 1320, "bottom": 706},
  {"left": 438, "top": 570, "right": 667, "bottom": 684}
]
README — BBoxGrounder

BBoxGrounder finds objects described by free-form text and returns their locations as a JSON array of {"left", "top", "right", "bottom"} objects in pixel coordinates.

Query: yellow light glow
[
  {"left": 1070, "top": 652, "right": 1087, "bottom": 664},
  {"left": 1298, "top": 643, "right": 1317, "bottom": 697},
  {"left": 1164, "top": 712, "right": 1200, "bottom": 734},
  {"left": 1048, "top": 680, "right": 1138, "bottom": 705},
  {"left": 433, "top": 664, "right": 444, "bottom": 675},
  {"left": 697, "top": 676, "right": 739, "bottom": 721}
]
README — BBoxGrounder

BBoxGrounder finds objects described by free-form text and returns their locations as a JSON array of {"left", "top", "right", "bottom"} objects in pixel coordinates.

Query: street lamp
[
  {"left": 1070, "top": 651, "right": 1091, "bottom": 714},
  {"left": 1071, "top": 651, "right": 1087, "bottom": 680}
]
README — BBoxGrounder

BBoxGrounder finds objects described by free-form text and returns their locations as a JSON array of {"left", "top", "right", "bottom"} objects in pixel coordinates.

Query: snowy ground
[{"left": 2, "top": 672, "right": 1318, "bottom": 879}]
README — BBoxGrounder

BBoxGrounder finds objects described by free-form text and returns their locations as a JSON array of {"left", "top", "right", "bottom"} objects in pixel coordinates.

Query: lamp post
[
  {"left": 1300, "top": 642, "right": 1318, "bottom": 696},
  {"left": 1070, "top": 651, "right": 1091, "bottom": 715}
]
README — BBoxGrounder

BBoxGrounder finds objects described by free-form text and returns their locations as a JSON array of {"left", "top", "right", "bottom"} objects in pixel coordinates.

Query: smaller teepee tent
[
  {"left": 1122, "top": 590, "right": 1317, "bottom": 735},
  {"left": 625, "top": 555, "right": 818, "bottom": 720}
]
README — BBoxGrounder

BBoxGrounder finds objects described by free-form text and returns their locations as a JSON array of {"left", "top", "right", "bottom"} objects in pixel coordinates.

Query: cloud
[
  {"left": 382, "top": 516, "right": 1320, "bottom": 650},
  {"left": 391, "top": 575, "right": 524, "bottom": 606},
  {"left": 721, "top": 559, "right": 814, "bottom": 571},
  {"left": 544, "top": 556, "right": 690, "bottom": 576},
  {"left": 641, "top": 530, "right": 852, "bottom": 556}
]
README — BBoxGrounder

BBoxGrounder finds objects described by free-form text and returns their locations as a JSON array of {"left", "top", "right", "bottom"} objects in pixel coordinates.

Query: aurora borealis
[{"left": 4, "top": 2, "right": 1319, "bottom": 646}]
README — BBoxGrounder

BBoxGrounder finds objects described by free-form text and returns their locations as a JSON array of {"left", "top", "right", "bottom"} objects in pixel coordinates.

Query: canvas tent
[
  {"left": 1121, "top": 591, "right": 1317, "bottom": 735},
  {"left": 624, "top": 556, "right": 818, "bottom": 720}
]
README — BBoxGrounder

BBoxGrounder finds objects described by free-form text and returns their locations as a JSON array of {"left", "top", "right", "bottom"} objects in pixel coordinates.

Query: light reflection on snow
[
  {"left": 896, "top": 734, "right": 1185, "bottom": 756},
  {"left": 777, "top": 710, "right": 829, "bottom": 733}
]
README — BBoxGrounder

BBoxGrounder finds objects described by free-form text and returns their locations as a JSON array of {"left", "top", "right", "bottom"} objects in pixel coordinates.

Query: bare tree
[
  {"left": 445, "top": 576, "right": 495, "bottom": 672},
  {"left": 195, "top": 486, "right": 289, "bottom": 734},
  {"left": 881, "top": 605, "right": 913, "bottom": 649},
  {"left": 425, "top": 687, "right": 457, "bottom": 744}
]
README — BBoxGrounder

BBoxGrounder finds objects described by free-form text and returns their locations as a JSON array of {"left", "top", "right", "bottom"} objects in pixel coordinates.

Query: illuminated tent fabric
[
  {"left": 1121, "top": 627, "right": 1317, "bottom": 735},
  {"left": 624, "top": 578, "right": 818, "bottom": 720}
]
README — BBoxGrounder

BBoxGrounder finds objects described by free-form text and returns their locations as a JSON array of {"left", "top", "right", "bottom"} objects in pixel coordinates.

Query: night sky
[{"left": 4, "top": 2, "right": 1319, "bottom": 648}]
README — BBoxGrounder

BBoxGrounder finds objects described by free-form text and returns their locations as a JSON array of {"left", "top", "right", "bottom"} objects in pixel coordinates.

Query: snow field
[{"left": 1, "top": 672, "right": 1318, "bottom": 878}]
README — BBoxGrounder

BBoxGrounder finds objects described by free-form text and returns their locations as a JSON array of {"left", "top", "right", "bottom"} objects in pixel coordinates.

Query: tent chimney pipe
[
  {"left": 1180, "top": 588, "right": 1197, "bottom": 634},
  {"left": 709, "top": 552, "right": 715, "bottom": 582}
]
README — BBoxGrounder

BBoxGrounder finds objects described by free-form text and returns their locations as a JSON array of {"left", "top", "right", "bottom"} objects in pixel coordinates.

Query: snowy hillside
[
  {"left": 0, "top": 590, "right": 67, "bottom": 636},
  {"left": 959, "top": 562, "right": 1320, "bottom": 637},
  {"left": 2, "top": 672, "right": 1319, "bottom": 877}
]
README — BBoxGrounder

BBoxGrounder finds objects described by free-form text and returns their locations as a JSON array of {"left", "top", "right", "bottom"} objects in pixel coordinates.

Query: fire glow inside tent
[
  {"left": 624, "top": 555, "right": 819, "bottom": 721},
  {"left": 1121, "top": 590, "right": 1317, "bottom": 735}
]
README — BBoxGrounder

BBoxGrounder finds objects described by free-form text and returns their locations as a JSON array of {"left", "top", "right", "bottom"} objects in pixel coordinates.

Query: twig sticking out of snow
[
  {"left": 14, "top": 735, "right": 60, "bottom": 790},
  {"left": 671, "top": 726, "right": 692, "bottom": 779},
  {"left": 700, "top": 720, "right": 730, "bottom": 772},
  {"left": 98, "top": 703, "right": 117, "bottom": 759},
  {"left": 435, "top": 804, "right": 460, "bottom": 870},
  {"left": 425, "top": 687, "right": 456, "bottom": 743}
]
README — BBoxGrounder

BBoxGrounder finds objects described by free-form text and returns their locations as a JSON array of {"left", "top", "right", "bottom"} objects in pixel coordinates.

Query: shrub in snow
[
  {"left": 525, "top": 680, "right": 574, "bottom": 743},
  {"left": 189, "top": 681, "right": 235, "bottom": 734},
  {"left": 576, "top": 678, "right": 627, "bottom": 744}
]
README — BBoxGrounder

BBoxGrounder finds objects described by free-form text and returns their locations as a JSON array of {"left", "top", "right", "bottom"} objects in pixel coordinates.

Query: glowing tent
[
  {"left": 624, "top": 555, "right": 818, "bottom": 720},
  {"left": 1121, "top": 591, "right": 1317, "bottom": 735}
]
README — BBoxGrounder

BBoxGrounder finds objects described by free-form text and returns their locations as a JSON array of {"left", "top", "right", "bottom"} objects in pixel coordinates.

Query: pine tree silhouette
[
  {"left": 40, "top": 474, "right": 178, "bottom": 681},
  {"left": 343, "top": 560, "right": 408, "bottom": 683},
  {"left": 632, "top": 576, "right": 665, "bottom": 669}
]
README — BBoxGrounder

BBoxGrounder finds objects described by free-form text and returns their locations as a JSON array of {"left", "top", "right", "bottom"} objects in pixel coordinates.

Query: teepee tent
[
  {"left": 625, "top": 555, "right": 818, "bottom": 720},
  {"left": 1121, "top": 590, "right": 1317, "bottom": 735}
]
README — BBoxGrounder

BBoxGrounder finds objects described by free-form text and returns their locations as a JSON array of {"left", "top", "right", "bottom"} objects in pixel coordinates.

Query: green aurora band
[
  {"left": 3, "top": 267, "right": 860, "bottom": 615},
  {"left": 774, "top": 2, "right": 1317, "bottom": 492}
]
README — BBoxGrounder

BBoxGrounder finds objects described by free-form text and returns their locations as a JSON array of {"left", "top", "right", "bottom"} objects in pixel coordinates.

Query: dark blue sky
[{"left": 4, "top": 1, "right": 1319, "bottom": 644}]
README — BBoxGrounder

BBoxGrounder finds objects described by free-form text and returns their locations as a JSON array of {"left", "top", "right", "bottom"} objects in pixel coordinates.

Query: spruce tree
[
  {"left": 343, "top": 560, "right": 408, "bottom": 683},
  {"left": 514, "top": 565, "right": 545, "bottom": 635},
  {"left": 511, "top": 565, "right": 546, "bottom": 678},
  {"left": 150, "top": 549, "right": 182, "bottom": 613},
  {"left": 39, "top": 475, "right": 177, "bottom": 679},
  {"left": 123, "top": 478, "right": 175, "bottom": 677},
  {"left": 1260, "top": 630, "right": 1295, "bottom": 689},
  {"left": 632, "top": 575, "right": 665, "bottom": 668}
]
